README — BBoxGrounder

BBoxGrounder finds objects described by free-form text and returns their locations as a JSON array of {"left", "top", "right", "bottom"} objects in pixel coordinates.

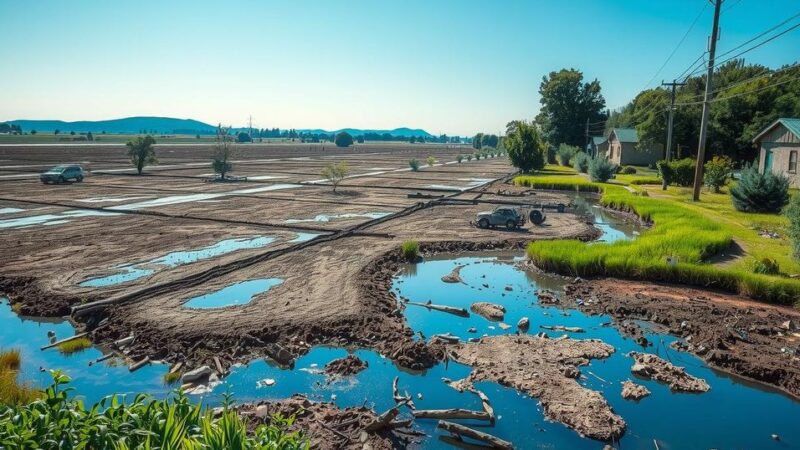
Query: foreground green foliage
[
  {"left": 0, "top": 371, "right": 308, "bottom": 449},
  {"left": 517, "top": 171, "right": 800, "bottom": 305},
  {"left": 730, "top": 165, "right": 789, "bottom": 213},
  {"left": 400, "top": 240, "right": 419, "bottom": 261}
]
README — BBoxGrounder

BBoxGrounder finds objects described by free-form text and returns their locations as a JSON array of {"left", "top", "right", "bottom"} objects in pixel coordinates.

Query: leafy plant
[
  {"left": 474, "top": 152, "right": 482, "bottom": 160},
  {"left": 786, "top": 194, "right": 800, "bottom": 261},
  {"left": 730, "top": 165, "right": 789, "bottom": 213},
  {"left": 409, "top": 159, "right": 420, "bottom": 171},
  {"left": 751, "top": 257, "right": 780, "bottom": 275},
  {"left": 588, "top": 156, "right": 616, "bottom": 182},
  {"left": 400, "top": 240, "right": 419, "bottom": 261},
  {"left": 572, "top": 152, "right": 590, "bottom": 173},
  {"left": 703, "top": 155, "right": 733, "bottom": 193},
  {"left": 334, "top": 131, "right": 354, "bottom": 147},
  {"left": 126, "top": 135, "right": 157, "bottom": 175},
  {"left": 556, "top": 144, "right": 578, "bottom": 166},
  {"left": 670, "top": 158, "right": 695, "bottom": 186},
  {"left": 620, "top": 165, "right": 637, "bottom": 174},
  {"left": 426, "top": 156, "right": 436, "bottom": 167},
  {"left": 321, "top": 161, "right": 350, "bottom": 193}
]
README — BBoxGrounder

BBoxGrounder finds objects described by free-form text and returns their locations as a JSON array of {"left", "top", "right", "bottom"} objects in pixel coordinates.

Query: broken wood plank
[
  {"left": 128, "top": 356, "right": 150, "bottom": 372},
  {"left": 95, "top": 353, "right": 115, "bottom": 363},
  {"left": 169, "top": 361, "right": 183, "bottom": 374},
  {"left": 213, "top": 356, "right": 225, "bottom": 375},
  {"left": 431, "top": 333, "right": 460, "bottom": 344},
  {"left": 413, "top": 408, "right": 491, "bottom": 421},
  {"left": 40, "top": 332, "right": 89, "bottom": 351},
  {"left": 407, "top": 301, "right": 469, "bottom": 317},
  {"left": 437, "top": 420, "right": 513, "bottom": 450},
  {"left": 114, "top": 335, "right": 135, "bottom": 348}
]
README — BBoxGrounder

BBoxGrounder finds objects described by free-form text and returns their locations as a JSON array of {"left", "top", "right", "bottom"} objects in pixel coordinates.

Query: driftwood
[
  {"left": 169, "top": 361, "right": 183, "bottom": 374},
  {"left": 365, "top": 406, "right": 400, "bottom": 432},
  {"left": 413, "top": 409, "right": 491, "bottom": 421},
  {"left": 114, "top": 335, "right": 135, "bottom": 348},
  {"left": 407, "top": 301, "right": 469, "bottom": 317},
  {"left": 391, "top": 377, "right": 416, "bottom": 409},
  {"left": 213, "top": 356, "right": 225, "bottom": 375},
  {"left": 40, "top": 332, "right": 89, "bottom": 350},
  {"left": 540, "top": 325, "right": 584, "bottom": 333},
  {"left": 431, "top": 333, "right": 461, "bottom": 344},
  {"left": 437, "top": 421, "right": 513, "bottom": 450},
  {"left": 469, "top": 388, "right": 496, "bottom": 425},
  {"left": 95, "top": 353, "right": 115, "bottom": 363},
  {"left": 128, "top": 356, "right": 150, "bottom": 372}
]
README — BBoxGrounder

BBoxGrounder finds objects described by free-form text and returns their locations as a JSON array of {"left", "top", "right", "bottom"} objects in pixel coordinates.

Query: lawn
[{"left": 516, "top": 165, "right": 800, "bottom": 306}]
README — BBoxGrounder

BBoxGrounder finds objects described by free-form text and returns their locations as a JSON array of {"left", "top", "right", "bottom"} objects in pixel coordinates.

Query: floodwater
[
  {"left": 2, "top": 203, "right": 799, "bottom": 448},
  {"left": 0, "top": 207, "right": 25, "bottom": 214},
  {"left": 79, "top": 236, "right": 278, "bottom": 287},
  {"left": 284, "top": 212, "right": 392, "bottom": 224},
  {"left": 0, "top": 209, "right": 120, "bottom": 229},
  {"left": 572, "top": 193, "right": 641, "bottom": 243},
  {"left": 183, "top": 278, "right": 284, "bottom": 309}
]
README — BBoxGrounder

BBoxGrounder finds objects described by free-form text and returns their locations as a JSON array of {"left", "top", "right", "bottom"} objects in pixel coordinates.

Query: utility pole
[
  {"left": 585, "top": 118, "right": 590, "bottom": 156},
  {"left": 248, "top": 115, "right": 253, "bottom": 140},
  {"left": 692, "top": 0, "right": 722, "bottom": 201},
  {"left": 662, "top": 79, "right": 686, "bottom": 162}
]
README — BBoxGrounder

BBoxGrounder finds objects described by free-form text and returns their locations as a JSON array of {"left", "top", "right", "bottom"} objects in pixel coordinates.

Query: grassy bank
[
  {"left": 0, "top": 349, "right": 40, "bottom": 405},
  {"left": 517, "top": 166, "right": 800, "bottom": 306}
]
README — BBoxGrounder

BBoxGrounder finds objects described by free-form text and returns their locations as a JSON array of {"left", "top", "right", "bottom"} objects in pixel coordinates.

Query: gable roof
[
  {"left": 752, "top": 118, "right": 800, "bottom": 143},
  {"left": 610, "top": 128, "right": 638, "bottom": 143},
  {"left": 592, "top": 136, "right": 607, "bottom": 145}
]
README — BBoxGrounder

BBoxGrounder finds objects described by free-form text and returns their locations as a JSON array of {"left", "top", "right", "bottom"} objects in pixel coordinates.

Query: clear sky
[{"left": 1, "top": 0, "right": 798, "bottom": 136}]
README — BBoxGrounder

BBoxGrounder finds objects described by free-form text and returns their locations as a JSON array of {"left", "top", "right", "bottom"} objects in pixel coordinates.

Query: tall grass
[
  {"left": 515, "top": 175, "right": 601, "bottom": 192},
  {"left": 0, "top": 371, "right": 308, "bottom": 448},
  {"left": 400, "top": 240, "right": 420, "bottom": 261},
  {"left": 56, "top": 337, "right": 92, "bottom": 355},
  {"left": 518, "top": 176, "right": 800, "bottom": 306},
  {"left": 1, "top": 349, "right": 40, "bottom": 405}
]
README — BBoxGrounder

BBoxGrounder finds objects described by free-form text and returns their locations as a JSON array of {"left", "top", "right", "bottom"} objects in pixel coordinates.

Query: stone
[
  {"left": 181, "top": 365, "right": 213, "bottom": 383},
  {"left": 518, "top": 317, "right": 530, "bottom": 331},
  {"left": 621, "top": 380, "right": 651, "bottom": 400}
]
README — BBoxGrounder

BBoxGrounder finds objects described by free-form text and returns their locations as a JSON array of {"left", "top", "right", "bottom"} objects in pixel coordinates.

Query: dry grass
[
  {"left": 0, "top": 349, "right": 21, "bottom": 371},
  {"left": 0, "top": 349, "right": 40, "bottom": 405}
]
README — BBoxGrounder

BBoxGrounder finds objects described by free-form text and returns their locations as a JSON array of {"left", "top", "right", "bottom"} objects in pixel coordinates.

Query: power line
[
  {"left": 674, "top": 73, "right": 800, "bottom": 106},
  {"left": 677, "top": 61, "right": 800, "bottom": 103},
  {"left": 717, "top": 10, "right": 800, "bottom": 60},
  {"left": 675, "top": 52, "right": 707, "bottom": 81}
]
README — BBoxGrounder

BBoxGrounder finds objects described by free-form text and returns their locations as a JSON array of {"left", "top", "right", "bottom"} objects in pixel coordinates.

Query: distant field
[{"left": 0, "top": 134, "right": 454, "bottom": 146}]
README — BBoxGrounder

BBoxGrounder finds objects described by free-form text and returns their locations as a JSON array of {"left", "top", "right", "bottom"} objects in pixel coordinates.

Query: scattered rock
[
  {"left": 256, "top": 378, "right": 276, "bottom": 388},
  {"left": 181, "top": 365, "right": 213, "bottom": 383},
  {"left": 621, "top": 380, "right": 651, "bottom": 400},
  {"left": 467, "top": 327, "right": 477, "bottom": 333},
  {"left": 498, "top": 322, "right": 511, "bottom": 330},
  {"left": 470, "top": 302, "right": 505, "bottom": 321},
  {"left": 441, "top": 266, "right": 464, "bottom": 283},
  {"left": 629, "top": 352, "right": 709, "bottom": 393},
  {"left": 517, "top": 317, "right": 530, "bottom": 332},
  {"left": 324, "top": 355, "right": 368, "bottom": 377},
  {"left": 504, "top": 285, "right": 513, "bottom": 292}
]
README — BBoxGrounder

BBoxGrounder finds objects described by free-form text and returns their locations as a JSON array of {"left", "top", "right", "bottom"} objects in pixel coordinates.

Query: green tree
[
  {"left": 236, "top": 131, "right": 252, "bottom": 143},
  {"left": 730, "top": 165, "right": 789, "bottom": 213},
  {"left": 334, "top": 131, "right": 354, "bottom": 147},
  {"left": 535, "top": 68, "right": 607, "bottom": 147},
  {"left": 504, "top": 120, "right": 546, "bottom": 173},
  {"left": 703, "top": 155, "right": 733, "bottom": 193},
  {"left": 212, "top": 125, "right": 233, "bottom": 179},
  {"left": 126, "top": 135, "right": 157, "bottom": 175},
  {"left": 786, "top": 194, "right": 800, "bottom": 261},
  {"left": 472, "top": 133, "right": 483, "bottom": 149},
  {"left": 321, "top": 161, "right": 349, "bottom": 192}
]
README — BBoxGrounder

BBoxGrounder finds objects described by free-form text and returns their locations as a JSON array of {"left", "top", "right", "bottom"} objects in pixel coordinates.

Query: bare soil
[{"left": 324, "top": 355, "right": 369, "bottom": 378}]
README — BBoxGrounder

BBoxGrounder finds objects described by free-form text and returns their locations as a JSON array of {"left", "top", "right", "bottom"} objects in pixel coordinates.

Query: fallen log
[
  {"left": 95, "top": 353, "right": 115, "bottom": 363},
  {"left": 40, "top": 332, "right": 89, "bottom": 351},
  {"left": 413, "top": 409, "right": 491, "bottom": 421},
  {"left": 213, "top": 356, "right": 225, "bottom": 375},
  {"left": 437, "top": 421, "right": 513, "bottom": 450},
  {"left": 431, "top": 333, "right": 460, "bottom": 344},
  {"left": 469, "top": 388, "right": 496, "bottom": 425},
  {"left": 407, "top": 301, "right": 469, "bottom": 317},
  {"left": 169, "top": 361, "right": 183, "bottom": 374},
  {"left": 365, "top": 406, "right": 400, "bottom": 432},
  {"left": 391, "top": 377, "right": 415, "bottom": 409},
  {"left": 114, "top": 335, "right": 135, "bottom": 348},
  {"left": 540, "top": 325, "right": 584, "bottom": 333},
  {"left": 128, "top": 356, "right": 150, "bottom": 372}
]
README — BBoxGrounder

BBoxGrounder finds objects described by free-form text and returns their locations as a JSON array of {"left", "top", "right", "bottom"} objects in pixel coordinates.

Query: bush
[
  {"left": 0, "top": 371, "right": 307, "bottom": 448},
  {"left": 556, "top": 144, "right": 578, "bottom": 166},
  {"left": 400, "top": 240, "right": 419, "bottom": 261},
  {"left": 409, "top": 159, "right": 420, "bottom": 171},
  {"left": 730, "top": 165, "right": 789, "bottom": 213},
  {"left": 703, "top": 155, "right": 733, "bottom": 192},
  {"left": 621, "top": 166, "right": 637, "bottom": 174},
  {"left": 466, "top": 154, "right": 473, "bottom": 161},
  {"left": 572, "top": 152, "right": 590, "bottom": 173},
  {"left": 751, "top": 257, "right": 780, "bottom": 275},
  {"left": 321, "top": 161, "right": 350, "bottom": 192},
  {"left": 505, "top": 120, "right": 546, "bottom": 173},
  {"left": 588, "top": 157, "right": 616, "bottom": 182},
  {"left": 456, "top": 154, "right": 463, "bottom": 163},
  {"left": 334, "top": 131, "right": 354, "bottom": 147},
  {"left": 786, "top": 194, "right": 800, "bottom": 261},
  {"left": 474, "top": 153, "right": 482, "bottom": 160},
  {"left": 656, "top": 158, "right": 695, "bottom": 187},
  {"left": 1, "top": 349, "right": 40, "bottom": 405},
  {"left": 426, "top": 156, "right": 436, "bottom": 167}
]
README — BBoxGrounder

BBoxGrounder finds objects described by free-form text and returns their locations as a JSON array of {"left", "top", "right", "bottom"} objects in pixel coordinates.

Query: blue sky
[{"left": 0, "top": 0, "right": 798, "bottom": 135}]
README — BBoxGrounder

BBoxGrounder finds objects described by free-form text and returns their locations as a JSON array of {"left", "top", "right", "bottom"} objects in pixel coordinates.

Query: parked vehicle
[
  {"left": 476, "top": 207, "right": 526, "bottom": 230},
  {"left": 40, "top": 165, "right": 84, "bottom": 184}
]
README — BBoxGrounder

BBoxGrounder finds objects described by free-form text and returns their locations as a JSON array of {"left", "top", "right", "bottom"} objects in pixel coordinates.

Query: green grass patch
[
  {"left": 163, "top": 371, "right": 181, "bottom": 385},
  {"left": 56, "top": 338, "right": 92, "bottom": 355},
  {"left": 516, "top": 170, "right": 800, "bottom": 306},
  {"left": 400, "top": 240, "right": 420, "bottom": 261},
  {"left": 515, "top": 174, "right": 601, "bottom": 192}
]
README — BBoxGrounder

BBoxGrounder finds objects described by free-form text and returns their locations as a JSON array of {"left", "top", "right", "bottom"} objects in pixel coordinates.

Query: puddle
[
  {"left": 0, "top": 209, "right": 120, "bottom": 229},
  {"left": 77, "top": 196, "right": 153, "bottom": 203},
  {"left": 248, "top": 175, "right": 288, "bottom": 181},
  {"left": 285, "top": 212, "right": 391, "bottom": 224},
  {"left": 0, "top": 207, "right": 25, "bottom": 214},
  {"left": 573, "top": 194, "right": 642, "bottom": 243},
  {"left": 426, "top": 179, "right": 490, "bottom": 191},
  {"left": 183, "top": 278, "right": 284, "bottom": 309},
  {"left": 79, "top": 236, "right": 276, "bottom": 287},
  {"left": 289, "top": 232, "right": 321, "bottom": 243},
  {"left": 109, "top": 184, "right": 304, "bottom": 211}
]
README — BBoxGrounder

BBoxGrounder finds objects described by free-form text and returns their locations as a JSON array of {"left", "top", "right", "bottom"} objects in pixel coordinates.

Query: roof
[
  {"left": 609, "top": 128, "right": 638, "bottom": 143},
  {"left": 752, "top": 118, "right": 800, "bottom": 143},
  {"left": 592, "top": 136, "right": 607, "bottom": 145}
]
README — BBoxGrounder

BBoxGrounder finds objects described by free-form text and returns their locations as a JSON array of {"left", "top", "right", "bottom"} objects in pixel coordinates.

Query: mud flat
[
  {"left": 561, "top": 278, "right": 800, "bottom": 398},
  {"left": 448, "top": 334, "right": 626, "bottom": 441},
  {"left": 239, "top": 395, "right": 411, "bottom": 449},
  {"left": 324, "top": 354, "right": 369, "bottom": 377}
]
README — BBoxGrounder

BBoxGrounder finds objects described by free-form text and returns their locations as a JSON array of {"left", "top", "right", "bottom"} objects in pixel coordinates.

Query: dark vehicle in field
[
  {"left": 476, "top": 207, "right": 526, "bottom": 230},
  {"left": 40, "top": 165, "right": 84, "bottom": 184}
]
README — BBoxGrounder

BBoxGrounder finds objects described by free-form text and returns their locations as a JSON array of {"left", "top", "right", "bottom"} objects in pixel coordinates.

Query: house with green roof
[
  {"left": 606, "top": 128, "right": 662, "bottom": 166},
  {"left": 753, "top": 118, "right": 800, "bottom": 188}
]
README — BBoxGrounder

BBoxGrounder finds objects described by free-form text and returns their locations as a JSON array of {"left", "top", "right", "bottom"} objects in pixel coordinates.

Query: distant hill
[
  {"left": 7, "top": 117, "right": 218, "bottom": 135},
  {"left": 5, "top": 117, "right": 435, "bottom": 138},
  {"left": 297, "top": 127, "right": 433, "bottom": 138}
]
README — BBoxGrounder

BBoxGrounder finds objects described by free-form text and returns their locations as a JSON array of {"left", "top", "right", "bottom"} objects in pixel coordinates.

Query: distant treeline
[
  {"left": 246, "top": 128, "right": 463, "bottom": 144},
  {"left": 0, "top": 123, "right": 22, "bottom": 134}
]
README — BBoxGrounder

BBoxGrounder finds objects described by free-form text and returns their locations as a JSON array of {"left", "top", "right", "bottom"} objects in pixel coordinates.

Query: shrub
[
  {"left": 474, "top": 153, "right": 482, "bottom": 160},
  {"left": 572, "top": 152, "right": 590, "bottom": 173},
  {"left": 0, "top": 349, "right": 20, "bottom": 371},
  {"left": 703, "top": 155, "right": 733, "bottom": 193},
  {"left": 334, "top": 131, "right": 354, "bottom": 147},
  {"left": 656, "top": 160, "right": 673, "bottom": 188},
  {"left": 751, "top": 257, "right": 780, "bottom": 275},
  {"left": 621, "top": 166, "right": 637, "bottom": 174},
  {"left": 556, "top": 144, "right": 578, "bottom": 166},
  {"left": 456, "top": 154, "right": 463, "bottom": 163},
  {"left": 671, "top": 158, "right": 696, "bottom": 186},
  {"left": 505, "top": 120, "right": 547, "bottom": 173},
  {"left": 56, "top": 338, "right": 92, "bottom": 355},
  {"left": 426, "top": 156, "right": 436, "bottom": 167},
  {"left": 466, "top": 154, "right": 473, "bottom": 161},
  {"left": 786, "top": 194, "right": 800, "bottom": 261},
  {"left": 321, "top": 161, "right": 350, "bottom": 193},
  {"left": 409, "top": 159, "right": 420, "bottom": 171},
  {"left": 730, "top": 165, "right": 789, "bottom": 213},
  {"left": 400, "top": 240, "right": 419, "bottom": 261},
  {"left": 483, "top": 146, "right": 496, "bottom": 157},
  {"left": 126, "top": 135, "right": 157, "bottom": 175},
  {"left": 588, "top": 157, "right": 616, "bottom": 182}
]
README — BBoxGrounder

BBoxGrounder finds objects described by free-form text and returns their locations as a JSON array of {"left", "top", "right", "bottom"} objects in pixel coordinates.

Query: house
[
  {"left": 606, "top": 128, "right": 662, "bottom": 166},
  {"left": 587, "top": 136, "right": 608, "bottom": 157},
  {"left": 753, "top": 118, "right": 800, "bottom": 188}
]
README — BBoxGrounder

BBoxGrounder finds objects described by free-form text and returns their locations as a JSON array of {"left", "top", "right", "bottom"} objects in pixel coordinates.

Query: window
[{"left": 790, "top": 151, "right": 798, "bottom": 174}]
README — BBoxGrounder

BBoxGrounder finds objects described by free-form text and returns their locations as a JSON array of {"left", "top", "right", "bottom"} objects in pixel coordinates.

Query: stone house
[{"left": 753, "top": 118, "right": 800, "bottom": 188}]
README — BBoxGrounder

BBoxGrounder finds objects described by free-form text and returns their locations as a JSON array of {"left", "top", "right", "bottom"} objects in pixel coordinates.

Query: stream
[{"left": 2, "top": 198, "right": 799, "bottom": 449}]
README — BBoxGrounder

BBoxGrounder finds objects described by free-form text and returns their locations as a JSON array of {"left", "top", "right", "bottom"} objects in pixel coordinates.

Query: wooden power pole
[
  {"left": 662, "top": 79, "right": 686, "bottom": 162},
  {"left": 692, "top": 0, "right": 722, "bottom": 201}
]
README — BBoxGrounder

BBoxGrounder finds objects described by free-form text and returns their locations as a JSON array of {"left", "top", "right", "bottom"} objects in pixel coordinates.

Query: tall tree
[
  {"left": 212, "top": 125, "right": 233, "bottom": 179},
  {"left": 504, "top": 120, "right": 546, "bottom": 173},
  {"left": 126, "top": 135, "right": 157, "bottom": 175},
  {"left": 535, "top": 69, "right": 607, "bottom": 147}
]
